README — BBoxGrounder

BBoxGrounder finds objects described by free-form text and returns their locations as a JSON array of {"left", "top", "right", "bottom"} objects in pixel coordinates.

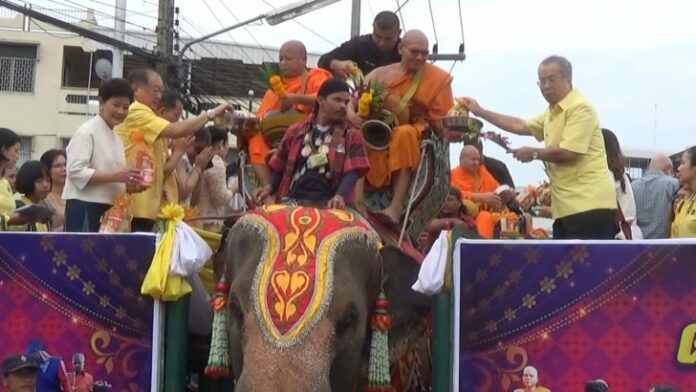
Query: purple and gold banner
[
  {"left": 455, "top": 240, "right": 696, "bottom": 392},
  {"left": 0, "top": 233, "right": 156, "bottom": 392}
]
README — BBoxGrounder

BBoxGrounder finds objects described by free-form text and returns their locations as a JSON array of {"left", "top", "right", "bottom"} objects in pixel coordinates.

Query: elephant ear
[
  {"left": 379, "top": 245, "right": 431, "bottom": 361},
  {"left": 211, "top": 226, "right": 232, "bottom": 279}
]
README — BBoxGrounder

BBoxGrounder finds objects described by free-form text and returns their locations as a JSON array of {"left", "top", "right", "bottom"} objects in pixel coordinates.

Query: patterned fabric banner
[
  {"left": 0, "top": 233, "right": 156, "bottom": 392},
  {"left": 454, "top": 240, "right": 696, "bottom": 392}
]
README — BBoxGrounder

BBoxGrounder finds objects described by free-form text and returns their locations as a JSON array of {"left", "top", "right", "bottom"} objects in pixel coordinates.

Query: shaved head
[
  {"left": 279, "top": 40, "right": 307, "bottom": 78},
  {"left": 402, "top": 29, "right": 428, "bottom": 47},
  {"left": 649, "top": 153, "right": 674, "bottom": 175},
  {"left": 280, "top": 40, "right": 307, "bottom": 58},
  {"left": 459, "top": 145, "right": 481, "bottom": 173},
  {"left": 460, "top": 145, "right": 480, "bottom": 158},
  {"left": 399, "top": 29, "right": 429, "bottom": 72}
]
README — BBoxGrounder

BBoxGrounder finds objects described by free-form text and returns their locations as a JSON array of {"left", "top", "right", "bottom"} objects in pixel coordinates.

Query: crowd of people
[
  {"left": 0, "top": 8, "right": 693, "bottom": 391},
  {"left": 0, "top": 74, "right": 240, "bottom": 234},
  {"left": 2, "top": 341, "right": 94, "bottom": 392},
  {"left": 0, "top": 10, "right": 689, "bottom": 243}
]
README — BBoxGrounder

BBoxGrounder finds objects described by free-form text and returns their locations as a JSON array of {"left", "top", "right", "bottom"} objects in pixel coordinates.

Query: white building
[
  {"left": 0, "top": 6, "right": 321, "bottom": 165},
  {"left": 623, "top": 147, "right": 678, "bottom": 179}
]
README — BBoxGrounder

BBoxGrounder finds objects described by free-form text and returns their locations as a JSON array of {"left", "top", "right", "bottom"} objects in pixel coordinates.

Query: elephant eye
[{"left": 335, "top": 303, "right": 358, "bottom": 337}]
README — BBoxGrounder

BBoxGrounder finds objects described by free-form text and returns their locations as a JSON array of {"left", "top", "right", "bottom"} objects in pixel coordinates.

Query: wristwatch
[
  {"left": 206, "top": 109, "right": 216, "bottom": 121},
  {"left": 532, "top": 150, "right": 539, "bottom": 160}
]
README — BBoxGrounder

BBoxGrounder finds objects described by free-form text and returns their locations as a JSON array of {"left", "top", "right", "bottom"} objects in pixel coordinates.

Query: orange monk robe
[
  {"left": 450, "top": 164, "right": 500, "bottom": 239},
  {"left": 366, "top": 63, "right": 453, "bottom": 188},
  {"left": 248, "top": 67, "right": 332, "bottom": 165}
]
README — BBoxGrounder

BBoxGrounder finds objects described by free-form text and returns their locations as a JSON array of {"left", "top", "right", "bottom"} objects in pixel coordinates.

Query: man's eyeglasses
[
  {"left": 537, "top": 75, "right": 562, "bottom": 87},
  {"left": 403, "top": 46, "right": 429, "bottom": 58}
]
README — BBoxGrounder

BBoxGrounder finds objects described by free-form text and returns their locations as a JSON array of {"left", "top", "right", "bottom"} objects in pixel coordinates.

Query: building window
[
  {"left": 627, "top": 166, "right": 643, "bottom": 180},
  {"left": 0, "top": 43, "right": 37, "bottom": 93},
  {"left": 18, "top": 136, "right": 32, "bottom": 167},
  {"left": 62, "top": 46, "right": 113, "bottom": 88}
]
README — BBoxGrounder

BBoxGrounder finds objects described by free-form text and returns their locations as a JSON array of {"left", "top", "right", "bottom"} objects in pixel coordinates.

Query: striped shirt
[{"left": 630, "top": 170, "right": 679, "bottom": 239}]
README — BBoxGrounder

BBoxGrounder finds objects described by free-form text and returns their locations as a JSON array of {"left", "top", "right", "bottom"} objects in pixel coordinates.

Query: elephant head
[{"left": 216, "top": 206, "right": 431, "bottom": 392}]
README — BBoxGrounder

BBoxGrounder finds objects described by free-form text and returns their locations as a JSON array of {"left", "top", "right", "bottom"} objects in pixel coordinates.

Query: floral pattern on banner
[
  {"left": 458, "top": 241, "right": 696, "bottom": 391},
  {"left": 0, "top": 233, "right": 156, "bottom": 391}
]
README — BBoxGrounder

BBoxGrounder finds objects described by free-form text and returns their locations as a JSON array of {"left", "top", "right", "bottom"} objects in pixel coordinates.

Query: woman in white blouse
[
  {"left": 602, "top": 128, "right": 643, "bottom": 239},
  {"left": 63, "top": 78, "right": 142, "bottom": 232}
]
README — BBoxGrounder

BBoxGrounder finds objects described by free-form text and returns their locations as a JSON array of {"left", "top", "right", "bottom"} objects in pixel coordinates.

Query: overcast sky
[{"left": 24, "top": 0, "right": 696, "bottom": 186}]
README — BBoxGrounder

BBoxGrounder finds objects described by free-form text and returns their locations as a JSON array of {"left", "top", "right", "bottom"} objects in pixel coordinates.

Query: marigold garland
[
  {"left": 261, "top": 64, "right": 287, "bottom": 99},
  {"left": 358, "top": 90, "right": 373, "bottom": 118},
  {"left": 268, "top": 75, "right": 287, "bottom": 98}
]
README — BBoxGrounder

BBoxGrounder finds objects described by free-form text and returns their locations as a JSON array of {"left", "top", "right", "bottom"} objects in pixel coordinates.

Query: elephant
[{"left": 216, "top": 205, "right": 432, "bottom": 392}]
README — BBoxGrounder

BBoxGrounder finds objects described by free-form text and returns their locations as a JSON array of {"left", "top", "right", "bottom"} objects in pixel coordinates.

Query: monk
[
  {"left": 450, "top": 145, "right": 508, "bottom": 238},
  {"left": 249, "top": 40, "right": 332, "bottom": 186},
  {"left": 350, "top": 29, "right": 453, "bottom": 225},
  {"left": 513, "top": 366, "right": 551, "bottom": 392}
]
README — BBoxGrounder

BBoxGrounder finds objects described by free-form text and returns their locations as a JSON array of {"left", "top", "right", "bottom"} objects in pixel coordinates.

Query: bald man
[
  {"left": 351, "top": 29, "right": 453, "bottom": 226},
  {"left": 513, "top": 366, "right": 551, "bottom": 392},
  {"left": 248, "top": 40, "right": 332, "bottom": 186},
  {"left": 450, "top": 145, "right": 506, "bottom": 238},
  {"left": 631, "top": 153, "right": 680, "bottom": 238}
]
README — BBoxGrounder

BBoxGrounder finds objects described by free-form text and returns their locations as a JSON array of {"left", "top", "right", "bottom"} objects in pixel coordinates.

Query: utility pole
[
  {"left": 350, "top": 0, "right": 360, "bottom": 38},
  {"left": 156, "top": 0, "right": 176, "bottom": 87},
  {"left": 0, "top": 0, "right": 155, "bottom": 60},
  {"left": 112, "top": 0, "right": 126, "bottom": 78}
]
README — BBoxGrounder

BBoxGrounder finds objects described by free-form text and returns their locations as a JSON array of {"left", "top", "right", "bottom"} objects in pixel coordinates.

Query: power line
[
  {"left": 395, "top": 0, "right": 411, "bottom": 12},
  {"left": 23, "top": 0, "right": 159, "bottom": 44},
  {"left": 199, "top": 0, "right": 256, "bottom": 64},
  {"left": 30, "top": 0, "right": 157, "bottom": 33},
  {"left": 216, "top": 0, "right": 275, "bottom": 62},
  {"left": 289, "top": 17, "right": 337, "bottom": 47},
  {"left": 179, "top": 15, "right": 260, "bottom": 64},
  {"left": 178, "top": 17, "right": 243, "bottom": 62},
  {"left": 92, "top": 8, "right": 157, "bottom": 25},
  {"left": 137, "top": 0, "right": 159, "bottom": 9},
  {"left": 366, "top": 0, "right": 374, "bottom": 20},
  {"left": 427, "top": 0, "right": 438, "bottom": 49},
  {"left": 448, "top": 61, "right": 457, "bottom": 74},
  {"left": 29, "top": 18, "right": 74, "bottom": 39},
  {"left": 81, "top": 0, "right": 158, "bottom": 20},
  {"left": 176, "top": 27, "right": 263, "bottom": 106},
  {"left": 457, "top": 0, "right": 466, "bottom": 56},
  {"left": 395, "top": 0, "right": 407, "bottom": 30},
  {"left": 187, "top": 63, "right": 251, "bottom": 108}
]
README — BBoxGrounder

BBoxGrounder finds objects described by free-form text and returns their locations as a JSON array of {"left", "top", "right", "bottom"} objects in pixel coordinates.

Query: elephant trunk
[{"left": 235, "top": 315, "right": 335, "bottom": 392}]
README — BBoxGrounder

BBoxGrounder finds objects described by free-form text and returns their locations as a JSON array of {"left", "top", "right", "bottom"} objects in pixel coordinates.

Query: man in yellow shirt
[
  {"left": 464, "top": 55, "right": 617, "bottom": 239},
  {"left": 116, "top": 68, "right": 231, "bottom": 232}
]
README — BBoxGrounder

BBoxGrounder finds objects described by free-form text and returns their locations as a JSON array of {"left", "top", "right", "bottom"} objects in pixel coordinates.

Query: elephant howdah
[{"left": 217, "top": 205, "right": 431, "bottom": 391}]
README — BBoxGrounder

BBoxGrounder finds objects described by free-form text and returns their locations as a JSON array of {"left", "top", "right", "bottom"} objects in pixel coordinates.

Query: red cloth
[
  {"left": 245, "top": 205, "right": 378, "bottom": 343},
  {"left": 269, "top": 115, "right": 370, "bottom": 199}
]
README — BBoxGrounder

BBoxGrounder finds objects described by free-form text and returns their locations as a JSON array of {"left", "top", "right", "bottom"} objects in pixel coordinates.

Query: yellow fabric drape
[{"left": 141, "top": 204, "right": 192, "bottom": 301}]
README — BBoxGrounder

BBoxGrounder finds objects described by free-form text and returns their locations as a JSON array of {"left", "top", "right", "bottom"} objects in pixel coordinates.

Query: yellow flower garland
[{"left": 358, "top": 90, "right": 373, "bottom": 118}]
